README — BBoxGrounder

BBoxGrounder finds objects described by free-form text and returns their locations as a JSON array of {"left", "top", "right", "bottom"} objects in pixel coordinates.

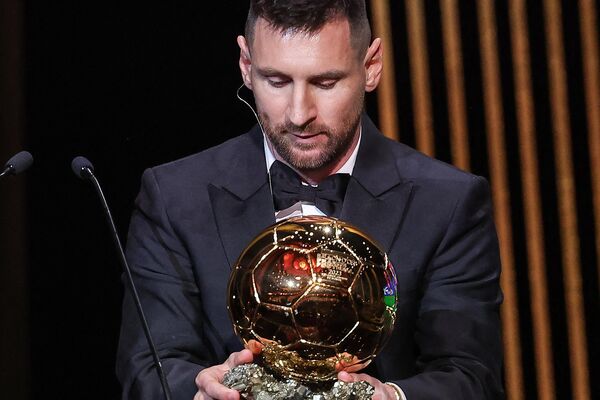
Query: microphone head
[
  {"left": 4, "top": 151, "right": 33, "bottom": 175},
  {"left": 71, "top": 156, "right": 95, "bottom": 179}
]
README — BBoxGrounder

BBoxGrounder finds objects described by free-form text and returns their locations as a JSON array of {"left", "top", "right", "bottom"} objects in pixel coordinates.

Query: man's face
[{"left": 241, "top": 18, "right": 369, "bottom": 173}]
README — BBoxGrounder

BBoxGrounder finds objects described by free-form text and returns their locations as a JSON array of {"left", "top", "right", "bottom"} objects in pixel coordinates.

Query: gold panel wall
[{"left": 369, "top": 1, "right": 599, "bottom": 399}]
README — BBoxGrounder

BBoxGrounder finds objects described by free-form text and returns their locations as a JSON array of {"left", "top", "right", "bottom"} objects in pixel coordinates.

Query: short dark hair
[{"left": 245, "top": 0, "right": 371, "bottom": 57}]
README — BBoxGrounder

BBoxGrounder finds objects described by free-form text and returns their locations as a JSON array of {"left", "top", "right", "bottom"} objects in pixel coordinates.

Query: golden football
[{"left": 227, "top": 216, "right": 398, "bottom": 383}]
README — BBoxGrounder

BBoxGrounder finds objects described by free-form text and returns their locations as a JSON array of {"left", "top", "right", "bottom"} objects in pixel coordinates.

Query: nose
[{"left": 286, "top": 84, "right": 317, "bottom": 128}]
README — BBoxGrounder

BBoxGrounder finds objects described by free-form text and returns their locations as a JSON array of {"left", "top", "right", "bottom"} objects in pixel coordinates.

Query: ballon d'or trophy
[{"left": 224, "top": 216, "right": 398, "bottom": 400}]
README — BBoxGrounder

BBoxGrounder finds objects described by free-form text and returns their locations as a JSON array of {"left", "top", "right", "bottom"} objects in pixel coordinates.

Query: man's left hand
[{"left": 337, "top": 371, "right": 399, "bottom": 400}]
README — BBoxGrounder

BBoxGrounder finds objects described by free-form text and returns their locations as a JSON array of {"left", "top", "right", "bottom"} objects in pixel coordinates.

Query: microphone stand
[{"left": 81, "top": 167, "right": 173, "bottom": 400}]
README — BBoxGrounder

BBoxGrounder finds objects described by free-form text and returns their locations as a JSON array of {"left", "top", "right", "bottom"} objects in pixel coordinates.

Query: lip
[{"left": 290, "top": 132, "right": 321, "bottom": 139}]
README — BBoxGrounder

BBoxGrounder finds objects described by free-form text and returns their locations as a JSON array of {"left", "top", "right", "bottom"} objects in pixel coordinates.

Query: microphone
[
  {"left": 236, "top": 83, "right": 267, "bottom": 136},
  {"left": 0, "top": 151, "right": 33, "bottom": 179},
  {"left": 71, "top": 156, "right": 173, "bottom": 400}
]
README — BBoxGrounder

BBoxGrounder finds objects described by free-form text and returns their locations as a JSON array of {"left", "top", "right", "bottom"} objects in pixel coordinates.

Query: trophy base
[{"left": 223, "top": 363, "right": 374, "bottom": 400}]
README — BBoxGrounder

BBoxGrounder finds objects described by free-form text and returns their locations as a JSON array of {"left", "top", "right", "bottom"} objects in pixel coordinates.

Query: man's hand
[
  {"left": 338, "top": 371, "right": 400, "bottom": 400},
  {"left": 194, "top": 349, "right": 254, "bottom": 400}
]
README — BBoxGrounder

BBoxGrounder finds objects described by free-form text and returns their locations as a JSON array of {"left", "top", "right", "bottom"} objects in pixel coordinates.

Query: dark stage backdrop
[
  {"left": 20, "top": 1, "right": 259, "bottom": 398},
  {"left": 1, "top": 1, "right": 599, "bottom": 399}
]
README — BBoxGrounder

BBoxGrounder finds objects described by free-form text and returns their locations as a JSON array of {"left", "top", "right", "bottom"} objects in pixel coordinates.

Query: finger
[
  {"left": 337, "top": 371, "right": 375, "bottom": 384},
  {"left": 202, "top": 382, "right": 240, "bottom": 400},
  {"left": 337, "top": 371, "right": 358, "bottom": 382},
  {"left": 196, "top": 362, "right": 244, "bottom": 400},
  {"left": 194, "top": 351, "right": 253, "bottom": 400},
  {"left": 338, "top": 372, "right": 394, "bottom": 400},
  {"left": 245, "top": 339, "right": 264, "bottom": 355},
  {"left": 224, "top": 349, "right": 254, "bottom": 369},
  {"left": 193, "top": 391, "right": 211, "bottom": 400}
]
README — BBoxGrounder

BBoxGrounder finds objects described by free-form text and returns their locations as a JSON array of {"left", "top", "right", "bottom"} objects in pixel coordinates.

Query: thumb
[
  {"left": 225, "top": 349, "right": 254, "bottom": 369},
  {"left": 337, "top": 371, "right": 356, "bottom": 383}
]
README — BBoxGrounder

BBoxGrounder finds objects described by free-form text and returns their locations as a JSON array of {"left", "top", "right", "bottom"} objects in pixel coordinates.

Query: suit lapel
[
  {"left": 209, "top": 128, "right": 276, "bottom": 267},
  {"left": 209, "top": 117, "right": 413, "bottom": 265},
  {"left": 341, "top": 116, "right": 413, "bottom": 252}
]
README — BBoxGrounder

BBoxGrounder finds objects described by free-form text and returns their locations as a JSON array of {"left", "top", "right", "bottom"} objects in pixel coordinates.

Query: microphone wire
[
  {"left": 79, "top": 165, "right": 173, "bottom": 400},
  {"left": 235, "top": 84, "right": 276, "bottom": 202}
]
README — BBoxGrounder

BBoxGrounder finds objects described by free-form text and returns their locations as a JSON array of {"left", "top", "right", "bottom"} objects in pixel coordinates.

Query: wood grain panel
[
  {"left": 440, "top": 0, "right": 470, "bottom": 171},
  {"left": 543, "top": 0, "right": 591, "bottom": 398},
  {"left": 476, "top": 3, "right": 522, "bottom": 399},
  {"left": 370, "top": 0, "right": 399, "bottom": 141},
  {"left": 508, "top": 1, "right": 555, "bottom": 399},
  {"left": 405, "top": 0, "right": 434, "bottom": 156},
  {"left": 578, "top": 0, "right": 600, "bottom": 290}
]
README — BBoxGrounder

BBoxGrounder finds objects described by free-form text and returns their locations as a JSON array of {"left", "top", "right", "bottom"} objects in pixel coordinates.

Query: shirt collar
[{"left": 263, "top": 125, "right": 362, "bottom": 176}]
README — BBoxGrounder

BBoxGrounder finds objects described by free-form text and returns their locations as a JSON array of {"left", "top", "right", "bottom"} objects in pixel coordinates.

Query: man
[{"left": 116, "top": 1, "right": 504, "bottom": 399}]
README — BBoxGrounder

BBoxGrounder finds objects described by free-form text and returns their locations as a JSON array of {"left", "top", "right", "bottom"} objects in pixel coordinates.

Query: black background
[{"left": 25, "top": 1, "right": 253, "bottom": 398}]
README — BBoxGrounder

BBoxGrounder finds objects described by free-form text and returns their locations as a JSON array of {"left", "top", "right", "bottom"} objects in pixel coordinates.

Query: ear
[
  {"left": 237, "top": 35, "right": 253, "bottom": 90},
  {"left": 364, "top": 38, "right": 383, "bottom": 92}
]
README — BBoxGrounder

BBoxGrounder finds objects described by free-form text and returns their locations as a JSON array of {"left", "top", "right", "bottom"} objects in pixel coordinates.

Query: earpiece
[
  {"left": 236, "top": 83, "right": 266, "bottom": 136},
  {"left": 236, "top": 83, "right": 276, "bottom": 200}
]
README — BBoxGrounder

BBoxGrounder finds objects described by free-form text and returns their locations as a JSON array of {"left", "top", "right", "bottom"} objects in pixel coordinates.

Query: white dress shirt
[{"left": 264, "top": 129, "right": 361, "bottom": 221}]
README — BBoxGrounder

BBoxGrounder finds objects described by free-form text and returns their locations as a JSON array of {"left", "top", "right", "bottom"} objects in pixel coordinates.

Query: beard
[{"left": 259, "top": 101, "right": 364, "bottom": 172}]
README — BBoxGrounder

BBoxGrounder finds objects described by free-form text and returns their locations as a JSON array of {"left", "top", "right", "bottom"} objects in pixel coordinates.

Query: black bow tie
[{"left": 269, "top": 160, "right": 350, "bottom": 218}]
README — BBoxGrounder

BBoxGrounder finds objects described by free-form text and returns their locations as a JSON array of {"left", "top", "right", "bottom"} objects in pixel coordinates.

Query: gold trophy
[{"left": 225, "top": 216, "right": 398, "bottom": 399}]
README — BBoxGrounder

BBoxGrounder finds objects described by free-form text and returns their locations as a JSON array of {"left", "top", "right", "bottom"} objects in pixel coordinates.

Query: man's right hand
[{"left": 193, "top": 349, "right": 254, "bottom": 400}]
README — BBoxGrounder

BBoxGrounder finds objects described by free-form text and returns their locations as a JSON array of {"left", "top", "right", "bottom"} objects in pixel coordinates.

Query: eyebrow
[{"left": 255, "top": 67, "right": 348, "bottom": 80}]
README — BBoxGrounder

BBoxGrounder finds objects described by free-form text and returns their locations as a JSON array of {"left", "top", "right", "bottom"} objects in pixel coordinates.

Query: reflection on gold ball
[{"left": 227, "top": 216, "right": 398, "bottom": 383}]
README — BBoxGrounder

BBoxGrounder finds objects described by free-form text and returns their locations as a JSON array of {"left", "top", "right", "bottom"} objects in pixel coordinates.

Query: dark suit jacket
[{"left": 116, "top": 116, "right": 504, "bottom": 399}]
